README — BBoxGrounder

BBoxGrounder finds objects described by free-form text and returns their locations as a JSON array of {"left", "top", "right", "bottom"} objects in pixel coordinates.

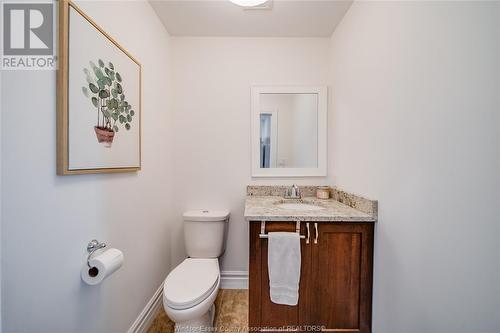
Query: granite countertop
[{"left": 244, "top": 186, "right": 378, "bottom": 222}]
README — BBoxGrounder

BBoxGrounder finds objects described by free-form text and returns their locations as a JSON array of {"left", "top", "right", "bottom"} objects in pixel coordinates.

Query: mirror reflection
[{"left": 259, "top": 93, "right": 318, "bottom": 168}]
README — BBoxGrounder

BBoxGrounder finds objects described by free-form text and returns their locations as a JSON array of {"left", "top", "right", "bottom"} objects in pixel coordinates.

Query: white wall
[
  {"left": 328, "top": 2, "right": 500, "bottom": 333},
  {"left": 0, "top": 68, "right": 2, "bottom": 333},
  {"left": 1, "top": 1, "right": 178, "bottom": 332},
  {"left": 170, "top": 37, "right": 331, "bottom": 270}
]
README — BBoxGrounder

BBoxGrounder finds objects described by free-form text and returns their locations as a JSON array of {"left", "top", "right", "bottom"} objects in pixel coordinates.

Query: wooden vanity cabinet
[{"left": 249, "top": 221, "right": 374, "bottom": 333}]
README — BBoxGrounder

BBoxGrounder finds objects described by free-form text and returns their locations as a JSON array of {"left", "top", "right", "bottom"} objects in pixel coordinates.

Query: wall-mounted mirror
[{"left": 251, "top": 86, "right": 327, "bottom": 177}]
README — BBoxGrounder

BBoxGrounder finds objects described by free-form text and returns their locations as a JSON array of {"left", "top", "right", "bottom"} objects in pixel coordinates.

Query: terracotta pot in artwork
[{"left": 94, "top": 126, "right": 115, "bottom": 148}]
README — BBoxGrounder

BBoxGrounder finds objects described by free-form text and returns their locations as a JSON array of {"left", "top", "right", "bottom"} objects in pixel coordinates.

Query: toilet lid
[{"left": 164, "top": 258, "right": 219, "bottom": 310}]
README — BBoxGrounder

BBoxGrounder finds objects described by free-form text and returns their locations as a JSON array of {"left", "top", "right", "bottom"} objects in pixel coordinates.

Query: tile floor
[{"left": 148, "top": 289, "right": 248, "bottom": 333}]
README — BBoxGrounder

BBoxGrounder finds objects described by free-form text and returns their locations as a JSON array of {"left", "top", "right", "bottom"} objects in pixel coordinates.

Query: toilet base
[{"left": 174, "top": 304, "right": 216, "bottom": 333}]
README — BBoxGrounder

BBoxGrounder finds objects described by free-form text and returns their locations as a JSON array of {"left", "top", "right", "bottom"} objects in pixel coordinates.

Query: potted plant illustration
[{"left": 82, "top": 59, "right": 136, "bottom": 148}]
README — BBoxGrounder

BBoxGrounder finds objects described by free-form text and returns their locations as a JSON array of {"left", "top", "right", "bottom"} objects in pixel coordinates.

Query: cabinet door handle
[
  {"left": 314, "top": 222, "right": 319, "bottom": 244},
  {"left": 305, "top": 222, "right": 310, "bottom": 244}
]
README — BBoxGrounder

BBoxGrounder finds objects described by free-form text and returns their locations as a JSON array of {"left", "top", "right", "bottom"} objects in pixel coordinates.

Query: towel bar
[{"left": 258, "top": 220, "right": 309, "bottom": 240}]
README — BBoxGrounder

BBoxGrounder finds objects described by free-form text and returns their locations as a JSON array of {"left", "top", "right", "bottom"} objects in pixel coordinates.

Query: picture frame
[{"left": 57, "top": 0, "right": 142, "bottom": 175}]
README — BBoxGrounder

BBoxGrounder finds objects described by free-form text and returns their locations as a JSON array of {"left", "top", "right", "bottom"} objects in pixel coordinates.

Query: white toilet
[{"left": 163, "top": 209, "right": 230, "bottom": 332}]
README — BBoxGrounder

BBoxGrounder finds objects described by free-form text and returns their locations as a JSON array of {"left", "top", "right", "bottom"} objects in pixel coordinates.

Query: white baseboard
[
  {"left": 220, "top": 270, "right": 248, "bottom": 289},
  {"left": 127, "top": 283, "right": 164, "bottom": 333}
]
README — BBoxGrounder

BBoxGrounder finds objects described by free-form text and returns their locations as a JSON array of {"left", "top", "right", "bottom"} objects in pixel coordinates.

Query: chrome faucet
[{"left": 284, "top": 184, "right": 301, "bottom": 199}]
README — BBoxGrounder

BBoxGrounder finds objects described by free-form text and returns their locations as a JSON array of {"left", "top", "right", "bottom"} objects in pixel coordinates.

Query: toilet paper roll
[{"left": 81, "top": 248, "right": 124, "bottom": 285}]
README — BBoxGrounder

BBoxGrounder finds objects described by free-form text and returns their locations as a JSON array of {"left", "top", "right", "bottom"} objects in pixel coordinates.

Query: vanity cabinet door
[
  {"left": 310, "top": 223, "right": 374, "bottom": 333},
  {"left": 249, "top": 221, "right": 312, "bottom": 332}
]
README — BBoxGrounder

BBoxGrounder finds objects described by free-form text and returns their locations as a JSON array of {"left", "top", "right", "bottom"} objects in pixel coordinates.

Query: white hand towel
[{"left": 267, "top": 232, "right": 301, "bottom": 306}]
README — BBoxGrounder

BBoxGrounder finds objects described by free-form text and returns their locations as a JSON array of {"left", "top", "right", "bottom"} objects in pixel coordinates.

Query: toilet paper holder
[{"left": 86, "top": 239, "right": 107, "bottom": 268}]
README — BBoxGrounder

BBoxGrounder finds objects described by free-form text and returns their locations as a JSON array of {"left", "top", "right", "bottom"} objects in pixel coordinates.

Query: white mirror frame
[{"left": 251, "top": 85, "right": 327, "bottom": 177}]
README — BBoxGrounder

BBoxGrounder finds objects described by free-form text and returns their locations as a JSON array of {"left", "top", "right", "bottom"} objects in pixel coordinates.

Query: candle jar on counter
[{"left": 316, "top": 186, "right": 330, "bottom": 199}]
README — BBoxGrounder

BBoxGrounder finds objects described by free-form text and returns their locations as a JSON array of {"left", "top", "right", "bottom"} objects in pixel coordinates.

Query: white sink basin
[{"left": 276, "top": 203, "right": 325, "bottom": 211}]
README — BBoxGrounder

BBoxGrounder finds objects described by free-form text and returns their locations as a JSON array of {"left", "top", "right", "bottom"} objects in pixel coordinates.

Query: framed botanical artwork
[{"left": 57, "top": 0, "right": 141, "bottom": 175}]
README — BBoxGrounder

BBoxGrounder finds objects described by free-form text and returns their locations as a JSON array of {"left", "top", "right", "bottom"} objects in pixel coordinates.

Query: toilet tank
[{"left": 183, "top": 210, "right": 230, "bottom": 258}]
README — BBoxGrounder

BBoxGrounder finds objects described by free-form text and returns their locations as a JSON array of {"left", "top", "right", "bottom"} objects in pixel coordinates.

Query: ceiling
[{"left": 149, "top": 0, "right": 353, "bottom": 37}]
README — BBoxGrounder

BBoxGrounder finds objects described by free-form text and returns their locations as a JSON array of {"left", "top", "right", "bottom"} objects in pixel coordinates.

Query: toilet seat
[{"left": 164, "top": 258, "right": 219, "bottom": 310}]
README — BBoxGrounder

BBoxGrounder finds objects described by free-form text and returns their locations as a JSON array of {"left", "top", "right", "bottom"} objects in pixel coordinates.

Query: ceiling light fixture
[{"left": 228, "top": 0, "right": 271, "bottom": 9}]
